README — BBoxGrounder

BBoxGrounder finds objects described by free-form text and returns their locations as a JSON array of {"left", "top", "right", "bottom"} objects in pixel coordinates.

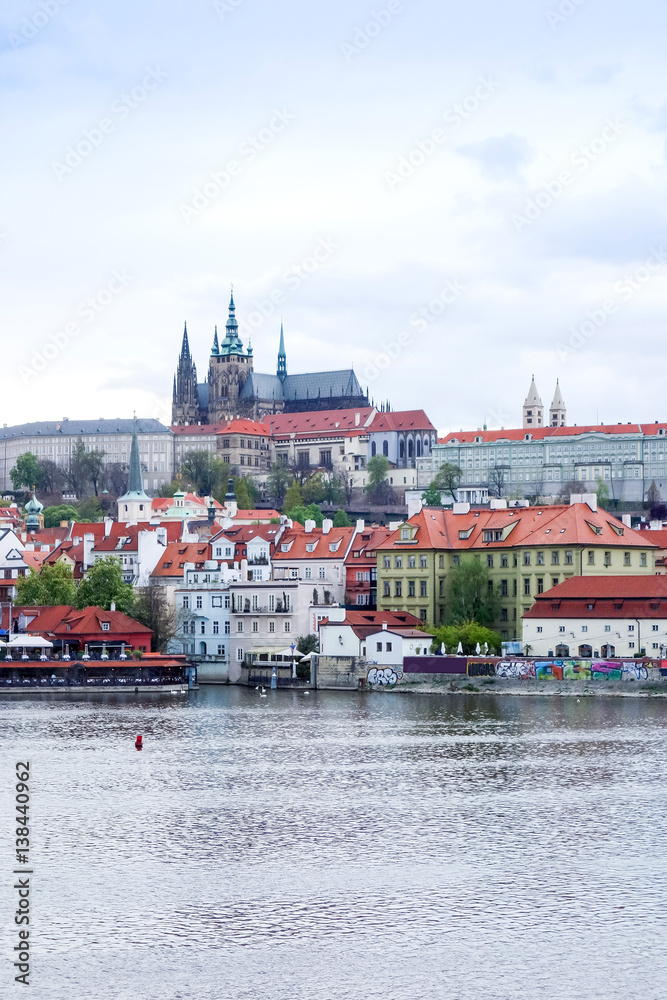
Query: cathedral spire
[
  {"left": 181, "top": 322, "right": 191, "bottom": 358},
  {"left": 277, "top": 320, "right": 287, "bottom": 381},
  {"left": 211, "top": 325, "right": 220, "bottom": 356}
]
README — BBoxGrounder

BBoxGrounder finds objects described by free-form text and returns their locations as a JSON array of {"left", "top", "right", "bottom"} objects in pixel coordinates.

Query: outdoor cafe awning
[
  {"left": 247, "top": 645, "right": 296, "bottom": 660},
  {"left": 7, "top": 635, "right": 54, "bottom": 648}
]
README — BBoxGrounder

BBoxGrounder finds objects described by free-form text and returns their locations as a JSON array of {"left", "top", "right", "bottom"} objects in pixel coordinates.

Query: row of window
[
  {"left": 383, "top": 555, "right": 429, "bottom": 569},
  {"left": 544, "top": 623, "right": 662, "bottom": 634},
  {"left": 381, "top": 549, "right": 648, "bottom": 570},
  {"left": 383, "top": 581, "right": 428, "bottom": 597}
]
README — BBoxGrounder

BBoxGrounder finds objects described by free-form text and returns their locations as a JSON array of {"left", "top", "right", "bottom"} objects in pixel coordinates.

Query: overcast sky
[{"left": 1, "top": 0, "right": 666, "bottom": 434}]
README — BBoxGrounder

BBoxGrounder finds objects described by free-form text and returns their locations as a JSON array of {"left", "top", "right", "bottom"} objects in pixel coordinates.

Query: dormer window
[
  {"left": 101, "top": 622, "right": 110, "bottom": 631},
  {"left": 401, "top": 529, "right": 410, "bottom": 540}
]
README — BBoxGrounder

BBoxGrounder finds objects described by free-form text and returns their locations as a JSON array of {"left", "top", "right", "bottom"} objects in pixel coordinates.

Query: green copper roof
[{"left": 118, "top": 420, "right": 151, "bottom": 502}]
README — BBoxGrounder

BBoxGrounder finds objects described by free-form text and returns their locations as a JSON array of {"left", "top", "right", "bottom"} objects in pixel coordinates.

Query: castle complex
[{"left": 172, "top": 292, "right": 368, "bottom": 425}]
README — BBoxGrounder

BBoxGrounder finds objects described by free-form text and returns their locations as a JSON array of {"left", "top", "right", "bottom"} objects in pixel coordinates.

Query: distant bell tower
[
  {"left": 523, "top": 376, "right": 544, "bottom": 428},
  {"left": 172, "top": 323, "right": 201, "bottom": 425},
  {"left": 549, "top": 380, "right": 567, "bottom": 427},
  {"left": 208, "top": 290, "right": 254, "bottom": 423},
  {"left": 277, "top": 321, "right": 287, "bottom": 381}
]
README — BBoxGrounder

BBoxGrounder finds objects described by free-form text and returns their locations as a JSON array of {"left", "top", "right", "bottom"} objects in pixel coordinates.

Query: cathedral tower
[
  {"left": 549, "top": 380, "right": 567, "bottom": 427},
  {"left": 207, "top": 291, "right": 254, "bottom": 423},
  {"left": 523, "top": 376, "right": 544, "bottom": 428},
  {"left": 172, "top": 324, "right": 200, "bottom": 425}
]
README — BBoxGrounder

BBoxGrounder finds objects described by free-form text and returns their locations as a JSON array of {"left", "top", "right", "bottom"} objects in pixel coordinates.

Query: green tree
[
  {"left": 132, "top": 582, "right": 178, "bottom": 652},
  {"left": 158, "top": 480, "right": 181, "bottom": 498},
  {"left": 16, "top": 562, "right": 77, "bottom": 606},
  {"left": 445, "top": 557, "right": 501, "bottom": 628},
  {"left": 647, "top": 480, "right": 661, "bottom": 505},
  {"left": 62, "top": 439, "right": 92, "bottom": 498},
  {"left": 596, "top": 477, "right": 610, "bottom": 508},
  {"left": 180, "top": 451, "right": 231, "bottom": 496},
  {"left": 282, "top": 480, "right": 303, "bottom": 514},
  {"left": 297, "top": 634, "right": 319, "bottom": 654},
  {"left": 77, "top": 496, "right": 104, "bottom": 522},
  {"left": 233, "top": 477, "right": 253, "bottom": 510},
  {"left": 421, "top": 484, "right": 444, "bottom": 506},
  {"left": 323, "top": 475, "right": 345, "bottom": 505},
  {"left": 431, "top": 463, "right": 463, "bottom": 500},
  {"left": 365, "top": 454, "right": 395, "bottom": 505},
  {"left": 285, "top": 503, "right": 324, "bottom": 527},
  {"left": 85, "top": 449, "right": 107, "bottom": 496},
  {"left": 43, "top": 505, "right": 79, "bottom": 528},
  {"left": 429, "top": 619, "right": 501, "bottom": 655},
  {"left": 302, "top": 473, "right": 326, "bottom": 504},
  {"left": 10, "top": 453, "right": 44, "bottom": 491},
  {"left": 333, "top": 509, "right": 351, "bottom": 526},
  {"left": 266, "top": 462, "right": 292, "bottom": 505},
  {"left": 76, "top": 556, "right": 135, "bottom": 614}
]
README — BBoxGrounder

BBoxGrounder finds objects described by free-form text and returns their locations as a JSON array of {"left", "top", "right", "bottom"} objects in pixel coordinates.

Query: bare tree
[
  {"left": 132, "top": 582, "right": 180, "bottom": 653},
  {"left": 488, "top": 465, "right": 507, "bottom": 499}
]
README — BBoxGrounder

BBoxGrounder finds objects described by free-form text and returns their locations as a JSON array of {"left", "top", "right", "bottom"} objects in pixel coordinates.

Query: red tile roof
[
  {"left": 369, "top": 409, "right": 436, "bottom": 433},
  {"left": 151, "top": 494, "right": 223, "bottom": 511},
  {"left": 440, "top": 422, "right": 667, "bottom": 444},
  {"left": 232, "top": 509, "right": 281, "bottom": 521},
  {"left": 523, "top": 576, "right": 667, "bottom": 620},
  {"left": 272, "top": 527, "right": 355, "bottom": 560},
  {"left": 219, "top": 419, "right": 270, "bottom": 436},
  {"left": 151, "top": 542, "right": 212, "bottom": 577},
  {"left": 377, "top": 504, "right": 658, "bottom": 552},
  {"left": 267, "top": 407, "right": 375, "bottom": 440}
]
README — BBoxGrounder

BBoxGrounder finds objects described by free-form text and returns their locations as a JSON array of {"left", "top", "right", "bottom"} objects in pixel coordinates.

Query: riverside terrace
[{"left": 0, "top": 652, "right": 196, "bottom": 694}]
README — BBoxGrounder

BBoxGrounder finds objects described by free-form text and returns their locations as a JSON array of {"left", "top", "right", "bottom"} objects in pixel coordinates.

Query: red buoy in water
[{"left": 135, "top": 734, "right": 143, "bottom": 751}]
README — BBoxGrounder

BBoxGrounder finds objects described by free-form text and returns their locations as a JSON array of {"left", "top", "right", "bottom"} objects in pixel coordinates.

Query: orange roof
[
  {"left": 369, "top": 409, "right": 436, "bottom": 433},
  {"left": 151, "top": 494, "right": 223, "bottom": 511},
  {"left": 232, "top": 509, "right": 280, "bottom": 521},
  {"left": 151, "top": 542, "right": 212, "bottom": 577},
  {"left": 272, "top": 526, "right": 354, "bottom": 560},
  {"left": 55, "top": 606, "right": 152, "bottom": 636},
  {"left": 219, "top": 419, "right": 270, "bottom": 436},
  {"left": 439, "top": 422, "right": 667, "bottom": 444},
  {"left": 377, "top": 504, "right": 658, "bottom": 552},
  {"left": 268, "top": 407, "right": 375, "bottom": 439},
  {"left": 92, "top": 521, "right": 182, "bottom": 552},
  {"left": 637, "top": 529, "right": 667, "bottom": 549},
  {"left": 22, "top": 552, "right": 48, "bottom": 572}
]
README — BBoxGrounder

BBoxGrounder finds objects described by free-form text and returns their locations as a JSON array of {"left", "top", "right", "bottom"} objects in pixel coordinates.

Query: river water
[{"left": 1, "top": 687, "right": 666, "bottom": 999}]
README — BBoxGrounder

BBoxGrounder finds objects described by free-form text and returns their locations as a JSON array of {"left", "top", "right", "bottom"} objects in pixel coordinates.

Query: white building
[
  {"left": 173, "top": 561, "right": 241, "bottom": 682},
  {"left": 522, "top": 575, "right": 667, "bottom": 658}
]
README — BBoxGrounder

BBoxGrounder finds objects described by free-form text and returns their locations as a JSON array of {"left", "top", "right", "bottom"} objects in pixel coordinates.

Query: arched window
[
  {"left": 416, "top": 438, "right": 422, "bottom": 457},
  {"left": 399, "top": 439, "right": 405, "bottom": 459},
  {"left": 199, "top": 641, "right": 207, "bottom": 655},
  {"left": 578, "top": 644, "right": 592, "bottom": 658},
  {"left": 601, "top": 644, "right": 616, "bottom": 658},
  {"left": 408, "top": 438, "right": 414, "bottom": 459},
  {"left": 555, "top": 644, "right": 569, "bottom": 657},
  {"left": 371, "top": 442, "right": 377, "bottom": 457},
  {"left": 382, "top": 440, "right": 389, "bottom": 457}
]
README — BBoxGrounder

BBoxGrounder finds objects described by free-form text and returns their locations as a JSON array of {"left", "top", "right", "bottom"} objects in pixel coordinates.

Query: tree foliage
[
  {"left": 445, "top": 558, "right": 500, "bottom": 628},
  {"left": 282, "top": 480, "right": 303, "bottom": 514},
  {"left": 297, "top": 634, "right": 319, "bottom": 655},
  {"left": 132, "top": 583, "right": 178, "bottom": 652},
  {"left": 285, "top": 503, "right": 324, "bottom": 527},
  {"left": 76, "top": 556, "right": 135, "bottom": 614},
  {"left": 76, "top": 496, "right": 104, "bottom": 522},
  {"left": 431, "top": 463, "right": 463, "bottom": 500},
  {"left": 43, "top": 505, "right": 79, "bottom": 528},
  {"left": 332, "top": 509, "right": 351, "bottom": 526},
  {"left": 429, "top": 619, "right": 501, "bottom": 655},
  {"left": 596, "top": 477, "right": 610, "bottom": 508},
  {"left": 266, "top": 462, "right": 292, "bottom": 504},
  {"left": 365, "top": 454, "right": 395, "bottom": 505},
  {"left": 16, "top": 562, "right": 77, "bottom": 606},
  {"left": 233, "top": 477, "right": 253, "bottom": 510},
  {"left": 10, "top": 453, "right": 43, "bottom": 491},
  {"left": 180, "top": 451, "right": 231, "bottom": 496},
  {"left": 421, "top": 484, "right": 444, "bottom": 506}
]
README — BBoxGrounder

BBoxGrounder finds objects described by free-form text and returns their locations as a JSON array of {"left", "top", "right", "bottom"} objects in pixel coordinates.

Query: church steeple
[
  {"left": 117, "top": 418, "right": 152, "bottom": 522},
  {"left": 211, "top": 325, "right": 220, "bottom": 356},
  {"left": 277, "top": 321, "right": 287, "bottom": 381},
  {"left": 219, "top": 289, "right": 245, "bottom": 356},
  {"left": 172, "top": 321, "right": 201, "bottom": 425},
  {"left": 549, "top": 379, "right": 567, "bottom": 427},
  {"left": 523, "top": 375, "right": 544, "bottom": 428}
]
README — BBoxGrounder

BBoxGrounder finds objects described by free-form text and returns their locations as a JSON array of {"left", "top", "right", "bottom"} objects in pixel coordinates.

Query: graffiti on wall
[
  {"left": 496, "top": 660, "right": 536, "bottom": 679},
  {"left": 367, "top": 667, "right": 402, "bottom": 686},
  {"left": 467, "top": 660, "right": 497, "bottom": 677},
  {"left": 621, "top": 661, "right": 648, "bottom": 681}
]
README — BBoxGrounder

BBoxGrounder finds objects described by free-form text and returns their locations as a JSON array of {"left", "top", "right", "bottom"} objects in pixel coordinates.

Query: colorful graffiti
[
  {"left": 367, "top": 667, "right": 401, "bottom": 686},
  {"left": 621, "top": 661, "right": 649, "bottom": 681},
  {"left": 467, "top": 660, "right": 496, "bottom": 678},
  {"left": 496, "top": 660, "right": 536, "bottom": 679}
]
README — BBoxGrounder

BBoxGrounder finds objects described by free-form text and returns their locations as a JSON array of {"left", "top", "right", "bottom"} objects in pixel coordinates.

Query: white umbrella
[
  {"left": 457, "top": 641, "right": 463, "bottom": 654},
  {"left": 475, "top": 642, "right": 481, "bottom": 655},
  {"left": 440, "top": 642, "right": 446, "bottom": 654},
  {"left": 7, "top": 635, "right": 53, "bottom": 648},
  {"left": 483, "top": 642, "right": 489, "bottom": 654}
]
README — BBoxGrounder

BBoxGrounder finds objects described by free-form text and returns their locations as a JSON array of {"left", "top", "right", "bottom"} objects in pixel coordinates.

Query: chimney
[
  {"left": 382, "top": 621, "right": 387, "bottom": 630},
  {"left": 304, "top": 519, "right": 316, "bottom": 533},
  {"left": 322, "top": 518, "right": 333, "bottom": 534},
  {"left": 355, "top": 412, "right": 360, "bottom": 426},
  {"left": 622, "top": 514, "right": 632, "bottom": 527},
  {"left": 452, "top": 502, "right": 471, "bottom": 515},
  {"left": 356, "top": 518, "right": 365, "bottom": 532},
  {"left": 241, "top": 558, "right": 248, "bottom": 582}
]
